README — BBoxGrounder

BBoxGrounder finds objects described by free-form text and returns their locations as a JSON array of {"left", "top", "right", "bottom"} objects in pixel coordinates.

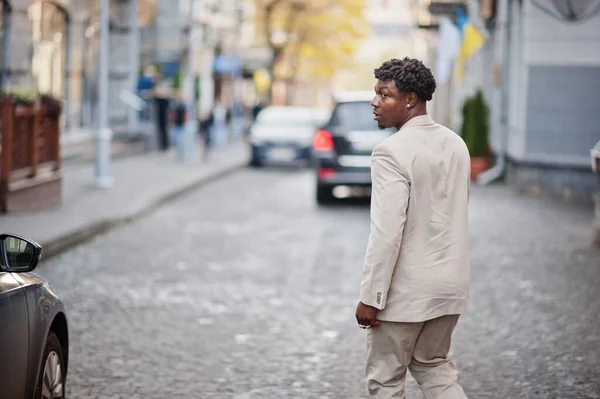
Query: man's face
[{"left": 371, "top": 79, "right": 409, "bottom": 130}]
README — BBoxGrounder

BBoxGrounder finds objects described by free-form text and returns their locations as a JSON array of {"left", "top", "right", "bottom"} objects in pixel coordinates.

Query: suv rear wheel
[
  {"left": 316, "top": 185, "right": 335, "bottom": 205},
  {"left": 250, "top": 145, "right": 263, "bottom": 168}
]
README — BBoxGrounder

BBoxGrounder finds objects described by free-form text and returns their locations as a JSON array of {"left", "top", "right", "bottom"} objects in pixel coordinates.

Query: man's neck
[{"left": 395, "top": 106, "right": 428, "bottom": 131}]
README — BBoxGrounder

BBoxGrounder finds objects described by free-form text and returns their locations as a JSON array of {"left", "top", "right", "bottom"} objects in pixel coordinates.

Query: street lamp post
[
  {"left": 95, "top": 0, "right": 113, "bottom": 188},
  {"left": 231, "top": 1, "right": 244, "bottom": 140},
  {"left": 181, "top": 0, "right": 198, "bottom": 163},
  {"left": 128, "top": 0, "right": 140, "bottom": 135}
]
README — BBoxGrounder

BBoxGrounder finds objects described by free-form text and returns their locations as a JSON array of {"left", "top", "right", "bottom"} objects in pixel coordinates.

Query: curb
[{"left": 39, "top": 155, "right": 249, "bottom": 261}]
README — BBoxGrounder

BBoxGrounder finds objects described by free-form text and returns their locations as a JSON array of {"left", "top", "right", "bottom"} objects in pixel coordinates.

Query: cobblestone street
[{"left": 37, "top": 167, "right": 600, "bottom": 399}]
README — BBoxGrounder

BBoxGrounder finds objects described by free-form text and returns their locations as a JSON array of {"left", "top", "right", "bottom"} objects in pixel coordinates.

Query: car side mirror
[{"left": 0, "top": 234, "right": 42, "bottom": 273}]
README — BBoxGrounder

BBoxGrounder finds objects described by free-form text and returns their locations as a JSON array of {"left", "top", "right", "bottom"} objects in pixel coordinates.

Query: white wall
[
  {"left": 505, "top": 0, "right": 600, "bottom": 166},
  {"left": 523, "top": 0, "right": 600, "bottom": 67},
  {"left": 453, "top": 0, "right": 600, "bottom": 164}
]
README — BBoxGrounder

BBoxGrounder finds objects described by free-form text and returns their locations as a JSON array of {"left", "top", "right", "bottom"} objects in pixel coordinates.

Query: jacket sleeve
[{"left": 360, "top": 144, "right": 410, "bottom": 310}]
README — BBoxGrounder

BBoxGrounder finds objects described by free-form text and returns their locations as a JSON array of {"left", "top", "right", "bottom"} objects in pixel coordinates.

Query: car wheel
[
  {"left": 249, "top": 146, "right": 263, "bottom": 168},
  {"left": 36, "top": 332, "right": 66, "bottom": 399},
  {"left": 316, "top": 185, "right": 335, "bottom": 205}
]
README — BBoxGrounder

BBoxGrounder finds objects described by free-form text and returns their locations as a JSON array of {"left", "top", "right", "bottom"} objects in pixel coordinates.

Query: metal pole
[
  {"left": 80, "top": 17, "right": 89, "bottom": 128},
  {"left": 181, "top": 0, "right": 197, "bottom": 163},
  {"left": 230, "top": 3, "right": 242, "bottom": 141},
  {"left": 128, "top": 0, "right": 140, "bottom": 135},
  {"left": 187, "top": 0, "right": 196, "bottom": 122},
  {"left": 63, "top": 14, "right": 71, "bottom": 130},
  {"left": 95, "top": 0, "right": 113, "bottom": 188}
]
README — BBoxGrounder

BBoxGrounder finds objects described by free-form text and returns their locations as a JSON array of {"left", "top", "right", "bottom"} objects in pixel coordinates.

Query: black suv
[{"left": 312, "top": 92, "right": 394, "bottom": 204}]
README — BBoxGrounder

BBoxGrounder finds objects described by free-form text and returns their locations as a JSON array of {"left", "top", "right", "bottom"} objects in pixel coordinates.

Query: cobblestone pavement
[{"left": 37, "top": 167, "right": 600, "bottom": 399}]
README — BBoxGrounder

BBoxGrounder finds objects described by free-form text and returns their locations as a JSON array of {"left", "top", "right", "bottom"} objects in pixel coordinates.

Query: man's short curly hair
[{"left": 374, "top": 57, "right": 437, "bottom": 102}]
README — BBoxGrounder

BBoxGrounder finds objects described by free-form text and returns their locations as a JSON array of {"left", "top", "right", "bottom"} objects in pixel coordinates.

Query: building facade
[
  {"left": 416, "top": 0, "right": 600, "bottom": 201},
  {"left": 2, "top": 0, "right": 83, "bottom": 131},
  {"left": 0, "top": 0, "right": 188, "bottom": 134},
  {"left": 499, "top": 0, "right": 600, "bottom": 200}
]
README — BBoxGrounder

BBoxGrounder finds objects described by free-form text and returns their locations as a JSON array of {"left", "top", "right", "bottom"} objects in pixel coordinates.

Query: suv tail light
[
  {"left": 318, "top": 168, "right": 336, "bottom": 179},
  {"left": 313, "top": 129, "right": 334, "bottom": 152}
]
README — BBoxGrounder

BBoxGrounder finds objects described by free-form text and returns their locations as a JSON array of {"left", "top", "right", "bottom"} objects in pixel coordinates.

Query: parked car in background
[
  {"left": 312, "top": 91, "right": 395, "bottom": 204},
  {"left": 0, "top": 234, "right": 68, "bottom": 399},
  {"left": 249, "top": 106, "right": 330, "bottom": 167}
]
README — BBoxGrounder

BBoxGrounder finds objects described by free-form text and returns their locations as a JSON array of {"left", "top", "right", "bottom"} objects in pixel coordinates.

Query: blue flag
[{"left": 454, "top": 6, "right": 468, "bottom": 35}]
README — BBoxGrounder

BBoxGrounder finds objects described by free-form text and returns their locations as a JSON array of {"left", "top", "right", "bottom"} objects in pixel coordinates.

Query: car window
[
  {"left": 257, "top": 107, "right": 325, "bottom": 126},
  {"left": 330, "top": 101, "right": 378, "bottom": 130}
]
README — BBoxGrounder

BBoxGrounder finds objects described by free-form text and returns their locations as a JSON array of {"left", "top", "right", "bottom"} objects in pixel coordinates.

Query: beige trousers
[{"left": 366, "top": 315, "right": 468, "bottom": 399}]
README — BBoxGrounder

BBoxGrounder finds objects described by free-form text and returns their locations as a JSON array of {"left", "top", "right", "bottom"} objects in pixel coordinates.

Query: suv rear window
[
  {"left": 330, "top": 101, "right": 378, "bottom": 130},
  {"left": 257, "top": 107, "right": 329, "bottom": 126}
]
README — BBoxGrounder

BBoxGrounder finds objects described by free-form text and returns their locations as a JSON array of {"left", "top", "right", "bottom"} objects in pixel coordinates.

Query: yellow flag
[{"left": 455, "top": 23, "right": 485, "bottom": 81}]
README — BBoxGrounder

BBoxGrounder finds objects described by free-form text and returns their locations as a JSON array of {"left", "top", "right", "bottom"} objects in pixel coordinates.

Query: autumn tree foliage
[{"left": 254, "top": 0, "right": 368, "bottom": 86}]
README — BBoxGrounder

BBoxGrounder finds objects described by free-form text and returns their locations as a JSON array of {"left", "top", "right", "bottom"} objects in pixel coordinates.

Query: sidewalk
[
  {"left": 60, "top": 124, "right": 152, "bottom": 164},
  {"left": 1, "top": 143, "right": 250, "bottom": 258}
]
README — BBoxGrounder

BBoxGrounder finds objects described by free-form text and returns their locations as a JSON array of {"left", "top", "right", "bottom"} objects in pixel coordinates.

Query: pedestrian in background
[
  {"left": 152, "top": 73, "right": 171, "bottom": 151},
  {"left": 251, "top": 100, "right": 266, "bottom": 121},
  {"left": 137, "top": 65, "right": 156, "bottom": 122},
  {"left": 211, "top": 99, "right": 228, "bottom": 149},
  {"left": 199, "top": 110, "right": 214, "bottom": 160},
  {"left": 356, "top": 57, "right": 470, "bottom": 399},
  {"left": 171, "top": 92, "right": 187, "bottom": 159}
]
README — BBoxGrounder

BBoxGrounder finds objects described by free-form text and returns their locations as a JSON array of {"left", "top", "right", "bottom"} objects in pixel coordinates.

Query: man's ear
[{"left": 408, "top": 93, "right": 417, "bottom": 108}]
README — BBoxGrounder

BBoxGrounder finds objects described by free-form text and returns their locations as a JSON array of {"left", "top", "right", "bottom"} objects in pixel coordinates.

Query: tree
[{"left": 253, "top": 0, "right": 367, "bottom": 100}]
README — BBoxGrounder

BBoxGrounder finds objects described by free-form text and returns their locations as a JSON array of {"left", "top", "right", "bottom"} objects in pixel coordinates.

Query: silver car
[
  {"left": 0, "top": 234, "right": 68, "bottom": 398},
  {"left": 249, "top": 106, "right": 330, "bottom": 167}
]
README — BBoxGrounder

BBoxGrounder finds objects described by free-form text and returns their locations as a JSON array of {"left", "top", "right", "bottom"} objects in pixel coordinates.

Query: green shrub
[
  {"left": 460, "top": 96, "right": 474, "bottom": 142},
  {"left": 1, "top": 88, "right": 36, "bottom": 105},
  {"left": 460, "top": 89, "right": 490, "bottom": 158}
]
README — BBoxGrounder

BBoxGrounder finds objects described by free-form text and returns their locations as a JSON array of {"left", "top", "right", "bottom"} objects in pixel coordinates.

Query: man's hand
[{"left": 355, "top": 302, "right": 380, "bottom": 328}]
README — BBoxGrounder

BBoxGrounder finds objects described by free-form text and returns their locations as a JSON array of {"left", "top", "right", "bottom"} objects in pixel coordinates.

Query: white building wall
[
  {"left": 503, "top": 0, "right": 600, "bottom": 198},
  {"left": 523, "top": 0, "right": 600, "bottom": 67},
  {"left": 513, "top": 0, "right": 600, "bottom": 167},
  {"left": 467, "top": 0, "right": 600, "bottom": 164}
]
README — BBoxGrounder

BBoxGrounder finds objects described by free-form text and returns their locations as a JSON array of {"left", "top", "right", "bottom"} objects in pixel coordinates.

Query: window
[
  {"left": 331, "top": 101, "right": 378, "bottom": 130},
  {"left": 257, "top": 107, "right": 328, "bottom": 127},
  {"left": 28, "top": 1, "right": 67, "bottom": 99}
]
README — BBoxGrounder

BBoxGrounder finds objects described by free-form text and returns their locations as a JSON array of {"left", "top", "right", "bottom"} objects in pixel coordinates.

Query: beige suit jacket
[{"left": 360, "top": 115, "right": 470, "bottom": 323}]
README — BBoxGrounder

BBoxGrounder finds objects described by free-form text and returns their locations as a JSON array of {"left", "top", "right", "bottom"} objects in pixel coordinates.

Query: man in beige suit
[{"left": 355, "top": 58, "right": 470, "bottom": 399}]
